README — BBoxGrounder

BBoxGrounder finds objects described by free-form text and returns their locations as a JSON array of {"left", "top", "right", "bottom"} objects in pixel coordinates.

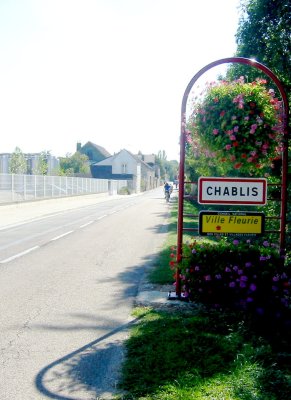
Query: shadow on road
[{"left": 34, "top": 317, "right": 138, "bottom": 399}]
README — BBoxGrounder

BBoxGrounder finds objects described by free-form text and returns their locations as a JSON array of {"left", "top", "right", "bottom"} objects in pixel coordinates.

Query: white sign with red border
[{"left": 198, "top": 177, "right": 267, "bottom": 205}]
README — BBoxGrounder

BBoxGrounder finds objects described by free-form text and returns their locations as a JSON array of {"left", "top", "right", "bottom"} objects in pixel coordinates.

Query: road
[{"left": 0, "top": 189, "right": 170, "bottom": 399}]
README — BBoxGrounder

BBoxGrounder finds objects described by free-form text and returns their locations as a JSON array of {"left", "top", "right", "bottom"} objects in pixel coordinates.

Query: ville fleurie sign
[
  {"left": 199, "top": 211, "right": 265, "bottom": 237},
  {"left": 198, "top": 177, "right": 267, "bottom": 205}
]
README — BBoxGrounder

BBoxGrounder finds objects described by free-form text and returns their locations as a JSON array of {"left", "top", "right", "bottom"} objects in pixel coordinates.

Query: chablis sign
[{"left": 198, "top": 177, "right": 267, "bottom": 206}]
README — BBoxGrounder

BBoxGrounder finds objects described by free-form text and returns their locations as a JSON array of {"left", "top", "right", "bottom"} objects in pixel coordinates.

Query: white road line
[
  {"left": 97, "top": 215, "right": 107, "bottom": 220},
  {"left": 0, "top": 246, "right": 40, "bottom": 264},
  {"left": 51, "top": 231, "right": 74, "bottom": 241},
  {"left": 80, "top": 221, "right": 94, "bottom": 228}
]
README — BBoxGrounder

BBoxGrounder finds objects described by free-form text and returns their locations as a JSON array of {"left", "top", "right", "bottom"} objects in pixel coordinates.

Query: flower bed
[{"left": 177, "top": 239, "right": 290, "bottom": 318}]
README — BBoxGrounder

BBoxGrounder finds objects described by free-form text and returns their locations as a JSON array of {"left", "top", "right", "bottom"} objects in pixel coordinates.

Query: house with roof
[
  {"left": 77, "top": 142, "right": 111, "bottom": 165},
  {"left": 91, "top": 149, "right": 158, "bottom": 193}
]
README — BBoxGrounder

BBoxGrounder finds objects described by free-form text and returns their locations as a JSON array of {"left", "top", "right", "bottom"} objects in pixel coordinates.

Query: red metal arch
[{"left": 176, "top": 57, "right": 289, "bottom": 296}]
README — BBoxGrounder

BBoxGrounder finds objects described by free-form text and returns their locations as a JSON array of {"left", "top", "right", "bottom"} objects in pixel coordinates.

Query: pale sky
[{"left": 0, "top": 0, "right": 241, "bottom": 161}]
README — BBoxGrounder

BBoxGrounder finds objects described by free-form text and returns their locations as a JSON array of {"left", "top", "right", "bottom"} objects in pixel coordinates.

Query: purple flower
[
  {"left": 260, "top": 256, "right": 267, "bottom": 261},
  {"left": 273, "top": 275, "right": 280, "bottom": 282},
  {"left": 233, "top": 265, "right": 238, "bottom": 272},
  {"left": 238, "top": 270, "right": 244, "bottom": 275},
  {"left": 191, "top": 249, "right": 197, "bottom": 254},
  {"left": 249, "top": 283, "right": 257, "bottom": 292},
  {"left": 233, "top": 240, "right": 239, "bottom": 245},
  {"left": 240, "top": 282, "right": 247, "bottom": 288},
  {"left": 245, "top": 262, "right": 252, "bottom": 268},
  {"left": 195, "top": 266, "right": 200, "bottom": 271},
  {"left": 246, "top": 297, "right": 254, "bottom": 303},
  {"left": 256, "top": 307, "right": 265, "bottom": 315},
  {"left": 229, "top": 282, "right": 236, "bottom": 288},
  {"left": 240, "top": 275, "right": 248, "bottom": 282},
  {"left": 263, "top": 240, "right": 269, "bottom": 247},
  {"left": 205, "top": 275, "right": 211, "bottom": 281},
  {"left": 215, "top": 274, "right": 222, "bottom": 280},
  {"left": 225, "top": 267, "right": 231, "bottom": 272}
]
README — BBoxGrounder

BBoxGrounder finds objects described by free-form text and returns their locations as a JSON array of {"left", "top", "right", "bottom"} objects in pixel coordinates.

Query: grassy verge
[{"left": 117, "top": 199, "right": 291, "bottom": 400}]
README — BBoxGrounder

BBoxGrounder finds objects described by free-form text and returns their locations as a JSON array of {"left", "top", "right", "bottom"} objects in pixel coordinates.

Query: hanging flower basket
[{"left": 187, "top": 77, "right": 283, "bottom": 176}]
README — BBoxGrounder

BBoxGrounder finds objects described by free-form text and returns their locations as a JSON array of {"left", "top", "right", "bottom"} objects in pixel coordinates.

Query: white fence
[{"left": 0, "top": 174, "right": 129, "bottom": 204}]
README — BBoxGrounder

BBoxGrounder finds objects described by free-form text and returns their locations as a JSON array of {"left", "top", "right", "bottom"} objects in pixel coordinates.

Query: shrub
[{"left": 179, "top": 238, "right": 291, "bottom": 319}]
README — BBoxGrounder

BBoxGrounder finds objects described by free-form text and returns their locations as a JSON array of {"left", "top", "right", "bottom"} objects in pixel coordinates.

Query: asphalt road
[{"left": 0, "top": 189, "right": 170, "bottom": 399}]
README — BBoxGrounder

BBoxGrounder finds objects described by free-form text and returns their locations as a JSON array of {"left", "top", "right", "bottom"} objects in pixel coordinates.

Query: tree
[
  {"left": 33, "top": 151, "right": 49, "bottom": 175},
  {"left": 227, "top": 0, "right": 291, "bottom": 99},
  {"left": 59, "top": 152, "right": 90, "bottom": 176},
  {"left": 9, "top": 147, "right": 27, "bottom": 174},
  {"left": 155, "top": 151, "right": 178, "bottom": 181}
]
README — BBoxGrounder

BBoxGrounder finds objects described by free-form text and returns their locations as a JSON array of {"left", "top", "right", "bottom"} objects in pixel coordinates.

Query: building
[
  {"left": 91, "top": 149, "right": 159, "bottom": 193},
  {"left": 77, "top": 142, "right": 111, "bottom": 165}
]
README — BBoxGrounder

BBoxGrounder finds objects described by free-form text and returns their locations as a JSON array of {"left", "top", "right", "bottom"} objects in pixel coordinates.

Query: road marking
[
  {"left": 97, "top": 215, "right": 107, "bottom": 220},
  {"left": 51, "top": 231, "right": 74, "bottom": 241},
  {"left": 0, "top": 246, "right": 40, "bottom": 264},
  {"left": 80, "top": 221, "right": 94, "bottom": 228}
]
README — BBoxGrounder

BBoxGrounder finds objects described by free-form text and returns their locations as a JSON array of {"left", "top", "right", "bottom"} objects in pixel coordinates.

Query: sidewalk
[{"left": 0, "top": 193, "right": 118, "bottom": 230}]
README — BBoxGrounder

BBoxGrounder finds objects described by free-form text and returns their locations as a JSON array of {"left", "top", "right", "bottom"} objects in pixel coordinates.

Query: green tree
[
  {"left": 155, "top": 151, "right": 178, "bottom": 182},
  {"left": 9, "top": 147, "right": 27, "bottom": 174},
  {"left": 59, "top": 152, "right": 90, "bottom": 176},
  {"left": 227, "top": 0, "right": 291, "bottom": 99},
  {"left": 33, "top": 151, "right": 49, "bottom": 175}
]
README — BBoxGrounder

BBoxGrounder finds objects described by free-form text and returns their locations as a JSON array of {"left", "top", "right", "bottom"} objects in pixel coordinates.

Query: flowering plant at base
[
  {"left": 178, "top": 238, "right": 290, "bottom": 318},
  {"left": 187, "top": 77, "right": 283, "bottom": 176}
]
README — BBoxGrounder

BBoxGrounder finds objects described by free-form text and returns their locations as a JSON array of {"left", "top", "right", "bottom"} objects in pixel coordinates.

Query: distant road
[{"left": 0, "top": 188, "right": 170, "bottom": 399}]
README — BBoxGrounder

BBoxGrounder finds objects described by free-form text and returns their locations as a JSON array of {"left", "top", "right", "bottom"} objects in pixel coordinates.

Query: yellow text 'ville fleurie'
[{"left": 200, "top": 213, "right": 264, "bottom": 235}]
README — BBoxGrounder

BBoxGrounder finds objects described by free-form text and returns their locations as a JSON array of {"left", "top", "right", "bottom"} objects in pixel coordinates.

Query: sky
[{"left": 0, "top": 0, "right": 241, "bottom": 161}]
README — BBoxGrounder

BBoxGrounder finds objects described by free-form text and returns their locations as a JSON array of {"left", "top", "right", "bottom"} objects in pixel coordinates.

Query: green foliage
[
  {"left": 186, "top": 78, "right": 283, "bottom": 177},
  {"left": 59, "top": 151, "right": 90, "bottom": 176},
  {"left": 228, "top": 0, "right": 291, "bottom": 101},
  {"left": 32, "top": 150, "right": 49, "bottom": 175},
  {"left": 119, "top": 309, "right": 291, "bottom": 399},
  {"left": 9, "top": 147, "right": 27, "bottom": 174},
  {"left": 155, "top": 150, "right": 179, "bottom": 181}
]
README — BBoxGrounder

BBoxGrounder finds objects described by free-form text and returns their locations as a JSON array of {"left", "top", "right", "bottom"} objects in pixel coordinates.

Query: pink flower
[
  {"left": 230, "top": 135, "right": 236, "bottom": 141},
  {"left": 233, "top": 126, "right": 239, "bottom": 132},
  {"left": 213, "top": 129, "right": 219, "bottom": 135},
  {"left": 225, "top": 144, "right": 232, "bottom": 150}
]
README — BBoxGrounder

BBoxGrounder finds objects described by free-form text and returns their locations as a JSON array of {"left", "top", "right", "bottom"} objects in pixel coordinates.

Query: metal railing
[{"left": 0, "top": 174, "right": 129, "bottom": 204}]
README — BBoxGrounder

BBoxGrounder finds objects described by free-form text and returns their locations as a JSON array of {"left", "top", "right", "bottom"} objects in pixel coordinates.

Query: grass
[{"left": 117, "top": 198, "right": 291, "bottom": 400}]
